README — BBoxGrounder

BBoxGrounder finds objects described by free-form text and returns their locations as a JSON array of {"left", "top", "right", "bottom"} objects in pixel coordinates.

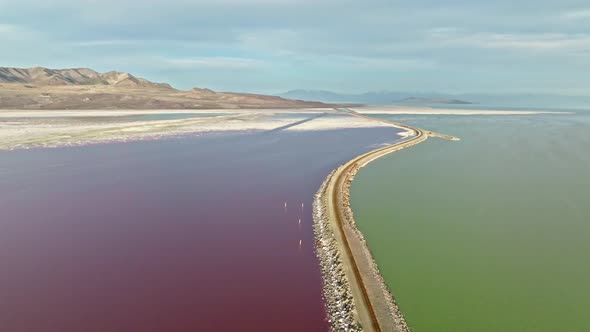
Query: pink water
[{"left": 0, "top": 127, "right": 400, "bottom": 331}]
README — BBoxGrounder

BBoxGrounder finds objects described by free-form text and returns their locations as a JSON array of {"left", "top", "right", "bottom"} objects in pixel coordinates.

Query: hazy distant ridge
[
  {"left": 280, "top": 89, "right": 590, "bottom": 109},
  {"left": 399, "top": 97, "right": 473, "bottom": 104}
]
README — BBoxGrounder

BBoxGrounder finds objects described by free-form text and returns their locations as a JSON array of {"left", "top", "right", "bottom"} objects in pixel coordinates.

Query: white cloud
[
  {"left": 319, "top": 55, "right": 437, "bottom": 71},
  {"left": 430, "top": 29, "right": 590, "bottom": 54},
  {"left": 0, "top": 23, "right": 16, "bottom": 33},
  {"left": 0, "top": 23, "right": 40, "bottom": 43},
  {"left": 560, "top": 9, "right": 590, "bottom": 21},
  {"left": 160, "top": 56, "right": 265, "bottom": 69},
  {"left": 2, "top": 0, "right": 590, "bottom": 93},
  {"left": 238, "top": 29, "right": 300, "bottom": 56},
  {"left": 75, "top": 40, "right": 141, "bottom": 47}
]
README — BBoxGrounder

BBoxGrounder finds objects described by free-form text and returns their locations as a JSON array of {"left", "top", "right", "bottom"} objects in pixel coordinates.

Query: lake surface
[
  {"left": 351, "top": 112, "right": 590, "bottom": 332},
  {"left": 0, "top": 125, "right": 401, "bottom": 332}
]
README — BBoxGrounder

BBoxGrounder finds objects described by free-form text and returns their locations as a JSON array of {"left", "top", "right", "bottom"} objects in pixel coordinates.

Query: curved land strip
[{"left": 315, "top": 109, "right": 457, "bottom": 331}]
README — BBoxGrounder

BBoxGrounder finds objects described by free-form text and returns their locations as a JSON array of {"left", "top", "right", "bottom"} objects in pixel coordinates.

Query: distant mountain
[
  {"left": 280, "top": 90, "right": 360, "bottom": 103},
  {"left": 0, "top": 67, "right": 330, "bottom": 110},
  {"left": 399, "top": 97, "right": 473, "bottom": 105},
  {"left": 456, "top": 93, "right": 590, "bottom": 109},
  {"left": 279, "top": 89, "right": 590, "bottom": 109},
  {"left": 280, "top": 89, "right": 455, "bottom": 104},
  {"left": 0, "top": 67, "right": 173, "bottom": 89}
]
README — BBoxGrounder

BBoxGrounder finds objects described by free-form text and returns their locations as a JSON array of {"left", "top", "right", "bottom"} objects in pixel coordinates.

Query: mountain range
[
  {"left": 398, "top": 97, "right": 473, "bottom": 105},
  {"left": 279, "top": 89, "right": 590, "bottom": 109},
  {"left": 0, "top": 67, "right": 173, "bottom": 89},
  {"left": 0, "top": 67, "right": 329, "bottom": 110},
  {"left": 2, "top": 68, "right": 587, "bottom": 110}
]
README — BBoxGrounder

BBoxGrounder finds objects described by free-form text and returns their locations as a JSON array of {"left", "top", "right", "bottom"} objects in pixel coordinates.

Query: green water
[{"left": 351, "top": 112, "right": 590, "bottom": 332}]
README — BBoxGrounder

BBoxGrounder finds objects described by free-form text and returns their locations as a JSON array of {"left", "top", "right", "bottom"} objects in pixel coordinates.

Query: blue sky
[{"left": 1, "top": 0, "right": 589, "bottom": 94}]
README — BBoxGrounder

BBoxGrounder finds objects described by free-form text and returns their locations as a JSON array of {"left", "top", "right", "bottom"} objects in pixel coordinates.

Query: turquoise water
[{"left": 351, "top": 112, "right": 590, "bottom": 332}]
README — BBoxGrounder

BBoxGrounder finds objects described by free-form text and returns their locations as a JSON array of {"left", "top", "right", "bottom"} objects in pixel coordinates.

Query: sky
[{"left": 1, "top": 0, "right": 589, "bottom": 94}]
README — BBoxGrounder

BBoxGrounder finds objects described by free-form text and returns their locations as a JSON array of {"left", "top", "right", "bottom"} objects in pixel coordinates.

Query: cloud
[
  {"left": 75, "top": 40, "right": 141, "bottom": 47},
  {"left": 317, "top": 56, "right": 437, "bottom": 71},
  {"left": 159, "top": 57, "right": 265, "bottom": 70},
  {"left": 1, "top": 0, "right": 590, "bottom": 93},
  {"left": 560, "top": 9, "right": 590, "bottom": 21},
  {"left": 0, "top": 22, "right": 41, "bottom": 44},
  {"left": 0, "top": 23, "right": 29, "bottom": 36},
  {"left": 0, "top": 23, "right": 16, "bottom": 33},
  {"left": 429, "top": 29, "right": 590, "bottom": 54}
]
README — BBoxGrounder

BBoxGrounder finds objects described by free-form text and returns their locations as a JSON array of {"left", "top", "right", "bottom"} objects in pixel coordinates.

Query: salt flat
[
  {"left": 0, "top": 110, "right": 393, "bottom": 150},
  {"left": 352, "top": 106, "right": 570, "bottom": 115},
  {"left": 0, "top": 108, "right": 333, "bottom": 118}
]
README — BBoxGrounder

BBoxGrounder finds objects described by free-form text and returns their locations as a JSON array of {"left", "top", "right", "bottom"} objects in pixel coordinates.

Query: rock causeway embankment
[{"left": 313, "top": 109, "right": 458, "bottom": 331}]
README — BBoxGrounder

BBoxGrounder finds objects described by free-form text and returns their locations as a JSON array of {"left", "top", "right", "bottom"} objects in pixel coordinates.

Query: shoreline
[
  {"left": 351, "top": 106, "right": 573, "bottom": 115},
  {"left": 0, "top": 105, "right": 571, "bottom": 118},
  {"left": 314, "top": 109, "right": 456, "bottom": 331},
  {"left": 0, "top": 108, "right": 335, "bottom": 118}
]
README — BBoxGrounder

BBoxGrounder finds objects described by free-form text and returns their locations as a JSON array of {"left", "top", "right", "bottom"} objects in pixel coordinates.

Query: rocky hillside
[
  {"left": 0, "top": 67, "right": 330, "bottom": 110},
  {"left": 0, "top": 67, "right": 173, "bottom": 89}
]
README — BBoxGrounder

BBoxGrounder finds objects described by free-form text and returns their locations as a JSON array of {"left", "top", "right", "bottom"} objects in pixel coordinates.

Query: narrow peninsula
[{"left": 314, "top": 109, "right": 458, "bottom": 331}]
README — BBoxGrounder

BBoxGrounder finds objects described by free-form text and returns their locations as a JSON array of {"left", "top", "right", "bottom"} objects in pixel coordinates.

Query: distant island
[
  {"left": 0, "top": 67, "right": 330, "bottom": 110},
  {"left": 398, "top": 97, "right": 474, "bottom": 104}
]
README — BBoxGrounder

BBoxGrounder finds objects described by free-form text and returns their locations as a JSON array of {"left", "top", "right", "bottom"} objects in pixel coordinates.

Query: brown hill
[
  {"left": 0, "top": 67, "right": 173, "bottom": 89},
  {"left": 0, "top": 67, "right": 330, "bottom": 110}
]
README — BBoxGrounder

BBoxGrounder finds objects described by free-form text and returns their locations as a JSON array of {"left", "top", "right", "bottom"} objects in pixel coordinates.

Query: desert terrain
[{"left": 0, "top": 67, "right": 329, "bottom": 110}]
